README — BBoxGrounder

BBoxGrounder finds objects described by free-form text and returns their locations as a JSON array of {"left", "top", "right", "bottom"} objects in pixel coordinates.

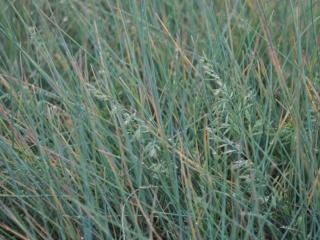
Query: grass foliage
[{"left": 0, "top": 0, "right": 320, "bottom": 239}]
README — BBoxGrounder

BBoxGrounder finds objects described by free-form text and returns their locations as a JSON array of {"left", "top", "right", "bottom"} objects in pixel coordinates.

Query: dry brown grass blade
[
  {"left": 156, "top": 15, "right": 197, "bottom": 74},
  {"left": 242, "top": 36, "right": 260, "bottom": 76},
  {"left": 253, "top": 0, "right": 287, "bottom": 93},
  {"left": 303, "top": 76, "right": 320, "bottom": 113},
  {"left": 0, "top": 223, "right": 30, "bottom": 240}
]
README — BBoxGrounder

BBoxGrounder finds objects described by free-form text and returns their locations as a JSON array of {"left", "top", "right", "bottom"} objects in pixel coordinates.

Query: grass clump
[{"left": 0, "top": 0, "right": 320, "bottom": 239}]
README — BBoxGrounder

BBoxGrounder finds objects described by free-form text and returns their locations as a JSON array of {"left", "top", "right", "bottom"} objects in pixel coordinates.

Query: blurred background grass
[{"left": 0, "top": 0, "right": 320, "bottom": 239}]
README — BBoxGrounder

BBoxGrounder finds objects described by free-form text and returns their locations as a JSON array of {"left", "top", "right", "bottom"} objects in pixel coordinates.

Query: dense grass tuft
[{"left": 0, "top": 0, "right": 320, "bottom": 239}]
